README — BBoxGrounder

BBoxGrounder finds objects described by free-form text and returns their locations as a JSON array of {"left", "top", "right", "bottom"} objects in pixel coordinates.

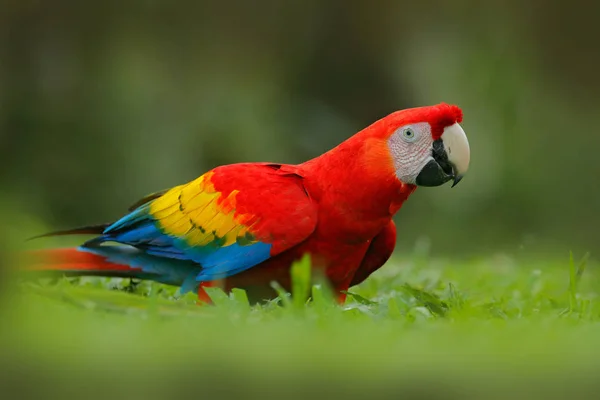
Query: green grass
[{"left": 2, "top": 251, "right": 600, "bottom": 399}]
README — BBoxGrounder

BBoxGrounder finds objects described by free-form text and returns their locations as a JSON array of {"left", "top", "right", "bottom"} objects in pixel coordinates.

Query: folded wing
[{"left": 95, "top": 163, "right": 317, "bottom": 282}]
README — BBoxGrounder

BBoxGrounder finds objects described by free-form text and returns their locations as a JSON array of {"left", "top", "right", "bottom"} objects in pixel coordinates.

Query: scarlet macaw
[{"left": 27, "top": 103, "right": 470, "bottom": 304}]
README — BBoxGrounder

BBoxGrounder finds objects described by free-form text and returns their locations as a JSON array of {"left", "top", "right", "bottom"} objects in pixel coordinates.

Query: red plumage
[
  {"left": 26, "top": 249, "right": 140, "bottom": 275},
  {"left": 27, "top": 103, "right": 465, "bottom": 304}
]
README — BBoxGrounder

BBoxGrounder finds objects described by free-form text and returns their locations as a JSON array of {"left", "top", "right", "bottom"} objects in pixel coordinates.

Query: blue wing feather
[
  {"left": 91, "top": 205, "right": 272, "bottom": 283},
  {"left": 76, "top": 245, "right": 202, "bottom": 294}
]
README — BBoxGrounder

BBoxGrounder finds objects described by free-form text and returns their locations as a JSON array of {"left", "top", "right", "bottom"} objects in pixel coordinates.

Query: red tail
[
  {"left": 23, "top": 247, "right": 215, "bottom": 304},
  {"left": 24, "top": 248, "right": 143, "bottom": 277}
]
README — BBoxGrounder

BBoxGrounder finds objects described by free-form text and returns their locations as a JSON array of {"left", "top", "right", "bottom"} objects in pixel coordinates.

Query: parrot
[{"left": 25, "top": 103, "right": 470, "bottom": 304}]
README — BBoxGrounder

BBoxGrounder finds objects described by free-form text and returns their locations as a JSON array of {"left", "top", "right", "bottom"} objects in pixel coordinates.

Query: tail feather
[
  {"left": 22, "top": 246, "right": 203, "bottom": 294},
  {"left": 25, "top": 248, "right": 145, "bottom": 277},
  {"left": 27, "top": 224, "right": 110, "bottom": 241}
]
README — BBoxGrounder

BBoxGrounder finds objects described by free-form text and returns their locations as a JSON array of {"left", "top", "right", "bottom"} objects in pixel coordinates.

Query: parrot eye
[{"left": 402, "top": 127, "right": 418, "bottom": 142}]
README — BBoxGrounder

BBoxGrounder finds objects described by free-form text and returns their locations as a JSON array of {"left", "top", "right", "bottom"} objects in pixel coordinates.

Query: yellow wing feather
[{"left": 149, "top": 172, "right": 255, "bottom": 248}]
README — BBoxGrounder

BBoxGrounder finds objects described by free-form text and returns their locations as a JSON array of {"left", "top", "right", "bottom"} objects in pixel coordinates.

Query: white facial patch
[{"left": 387, "top": 122, "right": 435, "bottom": 184}]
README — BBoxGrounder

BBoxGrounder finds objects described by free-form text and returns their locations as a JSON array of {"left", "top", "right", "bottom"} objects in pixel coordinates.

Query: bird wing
[{"left": 99, "top": 163, "right": 318, "bottom": 282}]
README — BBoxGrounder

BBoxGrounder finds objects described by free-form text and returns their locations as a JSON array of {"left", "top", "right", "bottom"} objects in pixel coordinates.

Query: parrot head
[{"left": 381, "top": 103, "right": 470, "bottom": 188}]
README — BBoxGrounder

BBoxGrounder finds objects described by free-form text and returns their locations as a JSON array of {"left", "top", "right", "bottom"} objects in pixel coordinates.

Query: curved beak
[{"left": 415, "top": 123, "right": 470, "bottom": 188}]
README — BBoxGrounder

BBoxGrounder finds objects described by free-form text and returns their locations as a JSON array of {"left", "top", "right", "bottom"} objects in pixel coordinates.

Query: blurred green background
[
  {"left": 1, "top": 0, "right": 598, "bottom": 257},
  {"left": 2, "top": 2, "right": 600, "bottom": 398}
]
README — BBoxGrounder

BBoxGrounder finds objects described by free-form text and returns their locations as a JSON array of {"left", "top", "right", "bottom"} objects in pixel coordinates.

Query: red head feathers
[
  {"left": 425, "top": 103, "right": 463, "bottom": 140},
  {"left": 368, "top": 102, "right": 463, "bottom": 140}
]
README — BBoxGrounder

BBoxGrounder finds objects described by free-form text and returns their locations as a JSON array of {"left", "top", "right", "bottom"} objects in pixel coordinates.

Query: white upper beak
[{"left": 441, "top": 123, "right": 470, "bottom": 186}]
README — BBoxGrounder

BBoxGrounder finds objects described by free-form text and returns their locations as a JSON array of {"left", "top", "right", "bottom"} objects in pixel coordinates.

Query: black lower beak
[
  {"left": 415, "top": 159, "right": 454, "bottom": 187},
  {"left": 415, "top": 139, "right": 462, "bottom": 188}
]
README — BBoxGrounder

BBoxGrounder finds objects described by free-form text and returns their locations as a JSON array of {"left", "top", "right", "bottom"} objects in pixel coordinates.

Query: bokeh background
[
  {"left": 1, "top": 0, "right": 598, "bottom": 258},
  {"left": 2, "top": 2, "right": 600, "bottom": 398}
]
